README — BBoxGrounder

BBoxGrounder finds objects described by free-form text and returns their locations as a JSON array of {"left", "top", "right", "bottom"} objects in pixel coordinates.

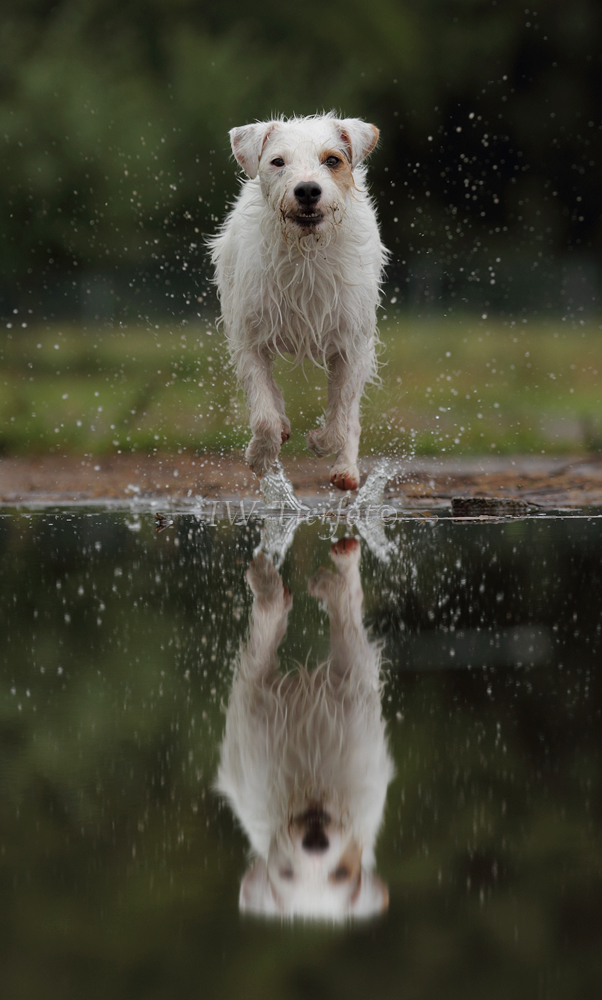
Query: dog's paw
[
  {"left": 330, "top": 536, "right": 361, "bottom": 574},
  {"left": 246, "top": 433, "right": 281, "bottom": 477},
  {"left": 330, "top": 537, "right": 360, "bottom": 560},
  {"left": 307, "top": 427, "right": 344, "bottom": 458},
  {"left": 330, "top": 463, "right": 360, "bottom": 491},
  {"left": 247, "top": 553, "right": 292, "bottom": 610}
]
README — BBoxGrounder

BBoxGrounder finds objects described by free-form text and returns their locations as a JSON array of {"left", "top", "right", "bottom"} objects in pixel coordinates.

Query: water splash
[
  {"left": 260, "top": 460, "right": 309, "bottom": 513},
  {"left": 255, "top": 460, "right": 307, "bottom": 567},
  {"left": 355, "top": 517, "right": 397, "bottom": 566},
  {"left": 346, "top": 459, "right": 401, "bottom": 515},
  {"left": 256, "top": 459, "right": 403, "bottom": 567},
  {"left": 336, "top": 459, "right": 403, "bottom": 565},
  {"left": 255, "top": 517, "right": 300, "bottom": 569}
]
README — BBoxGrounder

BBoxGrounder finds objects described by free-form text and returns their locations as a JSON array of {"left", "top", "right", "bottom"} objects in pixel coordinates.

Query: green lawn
[{"left": 1, "top": 315, "right": 601, "bottom": 457}]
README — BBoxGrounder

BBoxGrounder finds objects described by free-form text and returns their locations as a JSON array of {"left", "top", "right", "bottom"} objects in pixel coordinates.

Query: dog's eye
[
  {"left": 324, "top": 156, "right": 341, "bottom": 168},
  {"left": 270, "top": 157, "right": 285, "bottom": 168},
  {"left": 279, "top": 867, "right": 294, "bottom": 880},
  {"left": 331, "top": 865, "right": 350, "bottom": 881}
]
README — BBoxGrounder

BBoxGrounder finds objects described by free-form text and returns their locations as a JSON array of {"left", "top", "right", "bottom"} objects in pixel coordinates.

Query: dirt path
[{"left": 2, "top": 452, "right": 602, "bottom": 508}]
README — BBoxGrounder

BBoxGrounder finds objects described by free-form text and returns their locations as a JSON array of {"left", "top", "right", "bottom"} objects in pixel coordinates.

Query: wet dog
[
  {"left": 209, "top": 114, "right": 387, "bottom": 490},
  {"left": 216, "top": 539, "right": 394, "bottom": 920}
]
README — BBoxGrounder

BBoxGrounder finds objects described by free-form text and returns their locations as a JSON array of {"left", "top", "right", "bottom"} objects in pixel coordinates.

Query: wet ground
[
  {"left": 2, "top": 451, "right": 602, "bottom": 509},
  {"left": 1, "top": 487, "right": 601, "bottom": 998}
]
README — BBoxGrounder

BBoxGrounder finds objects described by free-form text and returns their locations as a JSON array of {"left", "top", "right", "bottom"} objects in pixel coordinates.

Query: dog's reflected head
[{"left": 240, "top": 803, "right": 388, "bottom": 920}]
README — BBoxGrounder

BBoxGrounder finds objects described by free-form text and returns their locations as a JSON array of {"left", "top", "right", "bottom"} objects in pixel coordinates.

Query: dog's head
[
  {"left": 229, "top": 114, "right": 379, "bottom": 244},
  {"left": 238, "top": 804, "right": 389, "bottom": 921}
]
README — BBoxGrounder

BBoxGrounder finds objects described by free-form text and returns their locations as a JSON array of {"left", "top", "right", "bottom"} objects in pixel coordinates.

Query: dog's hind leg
[{"left": 239, "top": 349, "right": 288, "bottom": 475}]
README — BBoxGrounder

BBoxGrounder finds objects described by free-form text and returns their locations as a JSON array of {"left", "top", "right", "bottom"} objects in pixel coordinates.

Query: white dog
[
  {"left": 209, "top": 113, "right": 387, "bottom": 490},
  {"left": 215, "top": 539, "right": 394, "bottom": 920}
]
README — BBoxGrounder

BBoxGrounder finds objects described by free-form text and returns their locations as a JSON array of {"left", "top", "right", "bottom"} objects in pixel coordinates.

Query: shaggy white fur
[
  {"left": 215, "top": 539, "right": 394, "bottom": 921},
  {"left": 209, "top": 113, "right": 388, "bottom": 490}
]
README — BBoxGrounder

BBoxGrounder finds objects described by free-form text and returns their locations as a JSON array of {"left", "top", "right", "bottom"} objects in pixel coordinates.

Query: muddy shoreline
[{"left": 2, "top": 452, "right": 602, "bottom": 509}]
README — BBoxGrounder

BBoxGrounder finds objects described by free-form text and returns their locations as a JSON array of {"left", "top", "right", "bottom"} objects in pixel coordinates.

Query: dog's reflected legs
[{"left": 216, "top": 539, "right": 394, "bottom": 921}]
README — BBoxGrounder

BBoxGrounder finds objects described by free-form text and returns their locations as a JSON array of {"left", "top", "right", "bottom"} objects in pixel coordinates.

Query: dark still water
[{"left": 0, "top": 510, "right": 601, "bottom": 999}]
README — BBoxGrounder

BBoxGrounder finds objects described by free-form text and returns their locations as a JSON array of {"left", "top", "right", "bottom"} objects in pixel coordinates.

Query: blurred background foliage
[
  {"left": 1, "top": 0, "right": 602, "bottom": 459},
  {"left": 1, "top": 0, "right": 601, "bottom": 319},
  {"left": 1, "top": 318, "right": 601, "bottom": 457}
]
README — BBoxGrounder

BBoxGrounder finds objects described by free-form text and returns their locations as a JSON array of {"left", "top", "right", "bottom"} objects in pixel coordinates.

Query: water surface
[{"left": 1, "top": 510, "right": 601, "bottom": 998}]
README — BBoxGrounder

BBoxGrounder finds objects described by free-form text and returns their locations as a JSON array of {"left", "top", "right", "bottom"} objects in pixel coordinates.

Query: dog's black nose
[
  {"left": 302, "top": 826, "right": 329, "bottom": 853},
  {"left": 294, "top": 182, "right": 322, "bottom": 206}
]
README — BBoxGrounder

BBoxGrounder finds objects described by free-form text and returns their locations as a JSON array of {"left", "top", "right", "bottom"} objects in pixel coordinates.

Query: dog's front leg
[
  {"left": 307, "top": 353, "right": 371, "bottom": 491},
  {"left": 241, "top": 552, "right": 293, "bottom": 682},
  {"left": 308, "top": 538, "right": 377, "bottom": 682},
  {"left": 238, "top": 349, "right": 288, "bottom": 476}
]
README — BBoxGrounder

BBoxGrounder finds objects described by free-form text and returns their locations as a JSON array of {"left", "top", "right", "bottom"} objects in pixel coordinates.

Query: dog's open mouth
[{"left": 292, "top": 212, "right": 324, "bottom": 227}]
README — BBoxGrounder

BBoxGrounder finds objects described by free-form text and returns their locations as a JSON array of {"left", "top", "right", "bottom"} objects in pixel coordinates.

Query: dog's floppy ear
[
  {"left": 229, "top": 123, "right": 276, "bottom": 179},
  {"left": 349, "top": 870, "right": 389, "bottom": 918},
  {"left": 337, "top": 119, "right": 380, "bottom": 168},
  {"left": 239, "top": 859, "right": 282, "bottom": 915}
]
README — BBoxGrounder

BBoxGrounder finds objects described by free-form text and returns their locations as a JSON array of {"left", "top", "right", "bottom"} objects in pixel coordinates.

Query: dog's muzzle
[
  {"left": 297, "top": 806, "right": 331, "bottom": 853},
  {"left": 292, "top": 182, "right": 324, "bottom": 227}
]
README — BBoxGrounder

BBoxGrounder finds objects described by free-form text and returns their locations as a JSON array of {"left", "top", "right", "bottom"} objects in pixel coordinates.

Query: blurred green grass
[{"left": 1, "top": 316, "right": 601, "bottom": 457}]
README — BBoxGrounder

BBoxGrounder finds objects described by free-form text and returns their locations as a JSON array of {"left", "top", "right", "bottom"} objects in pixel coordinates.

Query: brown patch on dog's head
[
  {"left": 328, "top": 839, "right": 363, "bottom": 887},
  {"left": 350, "top": 870, "right": 389, "bottom": 917},
  {"left": 320, "top": 148, "right": 356, "bottom": 194}
]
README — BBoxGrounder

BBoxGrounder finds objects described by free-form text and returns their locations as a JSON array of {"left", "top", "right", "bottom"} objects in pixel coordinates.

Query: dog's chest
[
  {"left": 268, "top": 257, "right": 339, "bottom": 342},
  {"left": 252, "top": 248, "right": 374, "bottom": 360}
]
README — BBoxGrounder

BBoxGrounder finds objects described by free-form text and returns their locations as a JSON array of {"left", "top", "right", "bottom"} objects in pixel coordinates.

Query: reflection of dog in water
[{"left": 216, "top": 538, "right": 394, "bottom": 920}]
